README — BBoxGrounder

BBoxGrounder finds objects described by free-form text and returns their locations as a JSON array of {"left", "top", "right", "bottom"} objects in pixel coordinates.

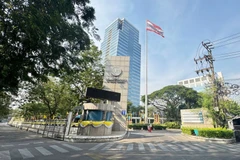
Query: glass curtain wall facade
[{"left": 101, "top": 18, "right": 141, "bottom": 107}]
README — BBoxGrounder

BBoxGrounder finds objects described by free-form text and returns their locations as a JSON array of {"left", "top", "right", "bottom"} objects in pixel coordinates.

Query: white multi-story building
[{"left": 177, "top": 72, "right": 223, "bottom": 92}]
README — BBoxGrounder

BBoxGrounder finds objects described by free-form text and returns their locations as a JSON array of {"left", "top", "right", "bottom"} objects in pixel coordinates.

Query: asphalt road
[{"left": 1, "top": 123, "right": 240, "bottom": 160}]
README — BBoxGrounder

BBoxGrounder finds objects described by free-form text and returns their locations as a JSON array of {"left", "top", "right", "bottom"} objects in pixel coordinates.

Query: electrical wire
[
  {"left": 213, "top": 35, "right": 240, "bottom": 45},
  {"left": 214, "top": 39, "right": 240, "bottom": 48},
  {"left": 212, "top": 32, "right": 240, "bottom": 43},
  {"left": 214, "top": 52, "right": 240, "bottom": 58},
  {"left": 215, "top": 54, "right": 240, "bottom": 61},
  {"left": 213, "top": 50, "right": 240, "bottom": 55}
]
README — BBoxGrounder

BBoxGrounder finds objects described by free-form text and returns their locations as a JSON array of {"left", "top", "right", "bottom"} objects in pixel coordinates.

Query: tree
[
  {"left": 198, "top": 90, "right": 240, "bottom": 128},
  {"left": 0, "top": 0, "right": 99, "bottom": 93},
  {"left": 0, "top": 91, "right": 11, "bottom": 118},
  {"left": 61, "top": 43, "right": 104, "bottom": 105},
  {"left": 142, "top": 85, "right": 201, "bottom": 121},
  {"left": 127, "top": 100, "right": 133, "bottom": 113},
  {"left": 28, "top": 79, "right": 77, "bottom": 119},
  {"left": 20, "top": 102, "right": 48, "bottom": 120}
]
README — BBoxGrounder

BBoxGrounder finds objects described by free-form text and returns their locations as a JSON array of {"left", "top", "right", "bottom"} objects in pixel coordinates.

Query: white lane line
[
  {"left": 62, "top": 144, "right": 82, "bottom": 151},
  {"left": 1, "top": 145, "right": 14, "bottom": 147},
  {"left": 157, "top": 144, "right": 170, "bottom": 151},
  {"left": 166, "top": 144, "right": 181, "bottom": 151},
  {"left": 115, "top": 144, "right": 124, "bottom": 150},
  {"left": 33, "top": 142, "right": 44, "bottom": 144},
  {"left": 147, "top": 143, "right": 157, "bottom": 151},
  {"left": 127, "top": 144, "right": 133, "bottom": 151},
  {"left": 19, "top": 143, "right": 30, "bottom": 146},
  {"left": 0, "top": 150, "right": 11, "bottom": 160},
  {"left": 101, "top": 143, "right": 115, "bottom": 150},
  {"left": 50, "top": 145, "right": 69, "bottom": 153},
  {"left": 35, "top": 147, "right": 53, "bottom": 156},
  {"left": 89, "top": 143, "right": 105, "bottom": 151},
  {"left": 184, "top": 144, "right": 204, "bottom": 152},
  {"left": 138, "top": 143, "right": 145, "bottom": 151},
  {"left": 18, "top": 148, "right": 34, "bottom": 159},
  {"left": 175, "top": 144, "right": 194, "bottom": 151}
]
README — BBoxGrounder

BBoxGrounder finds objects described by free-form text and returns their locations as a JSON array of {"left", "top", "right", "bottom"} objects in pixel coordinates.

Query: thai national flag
[{"left": 146, "top": 20, "right": 164, "bottom": 38}]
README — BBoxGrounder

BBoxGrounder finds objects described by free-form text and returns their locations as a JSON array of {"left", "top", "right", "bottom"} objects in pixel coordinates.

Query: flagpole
[{"left": 145, "top": 20, "right": 148, "bottom": 124}]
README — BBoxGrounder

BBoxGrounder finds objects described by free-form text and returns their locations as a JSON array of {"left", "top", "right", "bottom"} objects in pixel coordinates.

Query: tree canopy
[
  {"left": 0, "top": 0, "right": 99, "bottom": 93},
  {"left": 0, "top": 91, "right": 11, "bottom": 118},
  {"left": 14, "top": 44, "right": 104, "bottom": 119},
  {"left": 142, "top": 85, "right": 201, "bottom": 121}
]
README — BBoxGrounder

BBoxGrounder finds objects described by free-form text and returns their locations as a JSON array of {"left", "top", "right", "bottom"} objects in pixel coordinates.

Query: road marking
[
  {"left": 1, "top": 145, "right": 14, "bottom": 147},
  {"left": 192, "top": 144, "right": 209, "bottom": 151},
  {"left": 166, "top": 144, "right": 181, "bottom": 151},
  {"left": 50, "top": 145, "right": 69, "bottom": 153},
  {"left": 18, "top": 148, "right": 34, "bottom": 159},
  {"left": 127, "top": 144, "right": 133, "bottom": 151},
  {"left": 157, "top": 144, "right": 170, "bottom": 151},
  {"left": 209, "top": 144, "right": 230, "bottom": 152},
  {"left": 138, "top": 143, "right": 145, "bottom": 151},
  {"left": 175, "top": 144, "right": 194, "bottom": 151},
  {"left": 184, "top": 144, "right": 204, "bottom": 152},
  {"left": 35, "top": 147, "right": 53, "bottom": 156},
  {"left": 33, "top": 142, "right": 44, "bottom": 144},
  {"left": 19, "top": 143, "right": 30, "bottom": 146},
  {"left": 62, "top": 144, "right": 82, "bottom": 151},
  {"left": 89, "top": 143, "right": 105, "bottom": 150},
  {"left": 101, "top": 143, "right": 115, "bottom": 150},
  {"left": 115, "top": 144, "right": 124, "bottom": 150},
  {"left": 147, "top": 143, "right": 157, "bottom": 151},
  {"left": 0, "top": 150, "right": 11, "bottom": 160}
]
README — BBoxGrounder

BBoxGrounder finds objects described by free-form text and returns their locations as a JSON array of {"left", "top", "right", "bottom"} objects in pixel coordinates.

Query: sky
[{"left": 90, "top": 0, "right": 240, "bottom": 96}]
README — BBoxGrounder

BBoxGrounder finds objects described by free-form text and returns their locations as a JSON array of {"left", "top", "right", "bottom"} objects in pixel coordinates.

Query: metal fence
[{"left": 42, "top": 119, "right": 67, "bottom": 141}]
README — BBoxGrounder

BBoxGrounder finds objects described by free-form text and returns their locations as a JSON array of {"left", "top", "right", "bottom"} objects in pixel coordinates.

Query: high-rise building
[{"left": 101, "top": 18, "right": 141, "bottom": 107}]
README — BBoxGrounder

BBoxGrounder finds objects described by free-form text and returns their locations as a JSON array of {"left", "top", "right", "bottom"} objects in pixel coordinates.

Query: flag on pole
[{"left": 146, "top": 20, "right": 164, "bottom": 38}]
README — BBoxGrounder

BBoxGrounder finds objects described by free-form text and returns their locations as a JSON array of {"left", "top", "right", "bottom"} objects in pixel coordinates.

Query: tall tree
[
  {"left": 0, "top": 91, "right": 11, "bottom": 118},
  {"left": 61, "top": 43, "right": 104, "bottom": 105},
  {"left": 142, "top": 85, "right": 201, "bottom": 121},
  {"left": 0, "top": 0, "right": 99, "bottom": 93}
]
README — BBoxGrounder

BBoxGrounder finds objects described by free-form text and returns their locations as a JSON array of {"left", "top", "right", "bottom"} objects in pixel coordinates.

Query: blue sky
[{"left": 90, "top": 0, "right": 240, "bottom": 96}]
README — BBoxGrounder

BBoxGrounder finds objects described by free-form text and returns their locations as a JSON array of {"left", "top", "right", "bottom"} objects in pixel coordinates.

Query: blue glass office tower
[{"left": 101, "top": 18, "right": 141, "bottom": 107}]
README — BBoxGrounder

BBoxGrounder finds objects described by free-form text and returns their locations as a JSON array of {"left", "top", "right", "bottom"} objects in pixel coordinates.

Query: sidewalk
[{"left": 65, "top": 131, "right": 127, "bottom": 143}]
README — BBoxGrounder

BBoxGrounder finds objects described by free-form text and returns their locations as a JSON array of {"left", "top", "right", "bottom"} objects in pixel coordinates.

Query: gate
[{"left": 42, "top": 119, "right": 67, "bottom": 141}]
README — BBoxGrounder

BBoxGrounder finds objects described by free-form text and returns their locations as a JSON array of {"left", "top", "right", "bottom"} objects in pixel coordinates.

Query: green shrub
[
  {"left": 152, "top": 124, "right": 167, "bottom": 130},
  {"left": 181, "top": 127, "right": 194, "bottom": 135},
  {"left": 198, "top": 128, "right": 233, "bottom": 139},
  {"left": 128, "top": 124, "right": 148, "bottom": 130},
  {"left": 128, "top": 123, "right": 167, "bottom": 130},
  {"left": 181, "top": 127, "right": 233, "bottom": 139},
  {"left": 163, "top": 122, "right": 180, "bottom": 129}
]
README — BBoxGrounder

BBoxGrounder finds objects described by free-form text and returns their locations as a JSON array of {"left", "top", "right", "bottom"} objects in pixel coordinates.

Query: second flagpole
[{"left": 145, "top": 20, "right": 148, "bottom": 124}]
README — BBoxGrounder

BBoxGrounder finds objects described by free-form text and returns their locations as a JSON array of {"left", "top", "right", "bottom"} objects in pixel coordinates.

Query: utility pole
[{"left": 194, "top": 41, "right": 219, "bottom": 112}]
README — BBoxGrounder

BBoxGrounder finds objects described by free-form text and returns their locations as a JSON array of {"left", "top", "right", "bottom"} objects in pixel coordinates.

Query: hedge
[
  {"left": 198, "top": 128, "right": 233, "bottom": 139},
  {"left": 128, "top": 124, "right": 167, "bottom": 130},
  {"left": 163, "top": 122, "right": 181, "bottom": 129},
  {"left": 181, "top": 127, "right": 194, "bottom": 135},
  {"left": 181, "top": 127, "right": 233, "bottom": 139}
]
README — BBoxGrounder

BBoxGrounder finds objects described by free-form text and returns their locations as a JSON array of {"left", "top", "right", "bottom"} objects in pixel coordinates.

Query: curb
[
  {"left": 64, "top": 131, "right": 127, "bottom": 143},
  {"left": 181, "top": 133, "right": 235, "bottom": 144}
]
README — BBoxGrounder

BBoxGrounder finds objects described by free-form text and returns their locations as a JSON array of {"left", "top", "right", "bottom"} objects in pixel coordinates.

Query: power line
[
  {"left": 212, "top": 32, "right": 240, "bottom": 43},
  {"left": 213, "top": 50, "right": 240, "bottom": 55},
  {"left": 214, "top": 39, "right": 240, "bottom": 48},
  {"left": 215, "top": 54, "right": 240, "bottom": 61},
  {"left": 213, "top": 35, "right": 240, "bottom": 45},
  {"left": 214, "top": 52, "right": 240, "bottom": 58}
]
